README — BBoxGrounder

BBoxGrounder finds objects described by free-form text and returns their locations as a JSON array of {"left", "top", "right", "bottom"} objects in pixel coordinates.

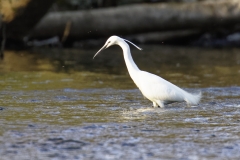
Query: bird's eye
[{"left": 108, "top": 41, "right": 111, "bottom": 44}]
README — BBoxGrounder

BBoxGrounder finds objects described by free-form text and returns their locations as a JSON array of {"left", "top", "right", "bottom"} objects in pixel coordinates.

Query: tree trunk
[
  {"left": 30, "top": 0, "right": 240, "bottom": 40},
  {"left": 1, "top": 0, "right": 55, "bottom": 40}
]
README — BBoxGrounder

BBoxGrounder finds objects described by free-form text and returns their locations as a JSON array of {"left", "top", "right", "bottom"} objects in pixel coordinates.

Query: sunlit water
[{"left": 0, "top": 46, "right": 240, "bottom": 160}]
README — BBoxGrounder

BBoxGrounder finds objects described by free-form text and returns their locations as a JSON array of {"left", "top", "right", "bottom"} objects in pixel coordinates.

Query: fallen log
[
  {"left": 125, "top": 30, "right": 201, "bottom": 44},
  {"left": 30, "top": 0, "right": 240, "bottom": 40}
]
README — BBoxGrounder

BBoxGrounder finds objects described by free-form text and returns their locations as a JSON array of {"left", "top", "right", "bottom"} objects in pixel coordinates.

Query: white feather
[
  {"left": 134, "top": 71, "right": 201, "bottom": 107},
  {"left": 94, "top": 36, "right": 202, "bottom": 108}
]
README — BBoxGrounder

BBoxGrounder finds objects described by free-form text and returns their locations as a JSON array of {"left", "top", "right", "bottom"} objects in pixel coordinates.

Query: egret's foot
[
  {"left": 156, "top": 100, "right": 165, "bottom": 108},
  {"left": 152, "top": 102, "right": 158, "bottom": 108}
]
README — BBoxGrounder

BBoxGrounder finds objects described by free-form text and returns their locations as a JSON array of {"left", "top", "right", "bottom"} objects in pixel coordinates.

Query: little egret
[{"left": 93, "top": 36, "right": 201, "bottom": 108}]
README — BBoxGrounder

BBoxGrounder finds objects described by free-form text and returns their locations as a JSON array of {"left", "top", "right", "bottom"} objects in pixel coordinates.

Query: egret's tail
[{"left": 184, "top": 91, "right": 202, "bottom": 106}]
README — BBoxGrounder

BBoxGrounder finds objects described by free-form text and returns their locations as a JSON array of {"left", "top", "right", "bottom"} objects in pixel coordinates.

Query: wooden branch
[
  {"left": 30, "top": 0, "right": 240, "bottom": 40},
  {"left": 0, "top": 22, "right": 6, "bottom": 59}
]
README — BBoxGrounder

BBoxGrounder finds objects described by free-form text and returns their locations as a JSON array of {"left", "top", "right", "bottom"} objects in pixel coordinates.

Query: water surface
[{"left": 0, "top": 46, "right": 240, "bottom": 159}]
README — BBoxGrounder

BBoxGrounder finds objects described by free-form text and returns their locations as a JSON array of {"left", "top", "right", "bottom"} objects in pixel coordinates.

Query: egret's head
[
  {"left": 93, "top": 35, "right": 142, "bottom": 59},
  {"left": 105, "top": 36, "right": 120, "bottom": 48}
]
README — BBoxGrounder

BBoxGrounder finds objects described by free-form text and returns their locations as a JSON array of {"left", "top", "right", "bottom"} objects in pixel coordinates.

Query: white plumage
[{"left": 93, "top": 36, "right": 201, "bottom": 108}]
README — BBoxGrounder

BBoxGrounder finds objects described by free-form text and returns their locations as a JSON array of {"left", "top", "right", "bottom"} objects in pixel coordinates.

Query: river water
[{"left": 0, "top": 46, "right": 239, "bottom": 160}]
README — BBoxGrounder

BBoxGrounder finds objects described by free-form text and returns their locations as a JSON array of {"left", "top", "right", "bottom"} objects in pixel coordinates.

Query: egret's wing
[{"left": 137, "top": 71, "right": 185, "bottom": 102}]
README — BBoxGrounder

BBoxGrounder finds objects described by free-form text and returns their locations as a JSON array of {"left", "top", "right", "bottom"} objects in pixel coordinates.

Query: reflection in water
[
  {"left": 0, "top": 46, "right": 239, "bottom": 159},
  {"left": 1, "top": 46, "right": 239, "bottom": 88}
]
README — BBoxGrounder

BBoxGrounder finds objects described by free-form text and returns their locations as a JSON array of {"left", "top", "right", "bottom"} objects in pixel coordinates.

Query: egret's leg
[
  {"left": 156, "top": 100, "right": 165, "bottom": 108},
  {"left": 186, "top": 101, "right": 193, "bottom": 107},
  {"left": 152, "top": 102, "right": 158, "bottom": 108}
]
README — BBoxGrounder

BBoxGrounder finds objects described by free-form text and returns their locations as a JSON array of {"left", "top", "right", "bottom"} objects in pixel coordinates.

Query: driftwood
[
  {"left": 125, "top": 30, "right": 201, "bottom": 44},
  {"left": 30, "top": 0, "right": 240, "bottom": 40}
]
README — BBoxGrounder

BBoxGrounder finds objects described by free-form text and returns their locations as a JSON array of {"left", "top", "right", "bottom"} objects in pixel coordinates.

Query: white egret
[{"left": 93, "top": 36, "right": 201, "bottom": 108}]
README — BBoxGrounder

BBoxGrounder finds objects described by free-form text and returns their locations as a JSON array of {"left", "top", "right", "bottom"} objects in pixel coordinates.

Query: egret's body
[{"left": 94, "top": 36, "right": 201, "bottom": 108}]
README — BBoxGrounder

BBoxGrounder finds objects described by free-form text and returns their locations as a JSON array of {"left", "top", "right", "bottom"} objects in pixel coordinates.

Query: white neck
[{"left": 118, "top": 40, "right": 140, "bottom": 80}]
